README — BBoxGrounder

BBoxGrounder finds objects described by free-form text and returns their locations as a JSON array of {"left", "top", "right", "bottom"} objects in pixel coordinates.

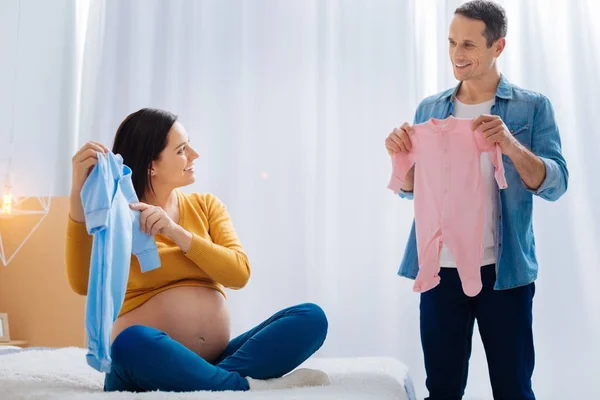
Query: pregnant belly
[{"left": 112, "top": 286, "right": 231, "bottom": 363}]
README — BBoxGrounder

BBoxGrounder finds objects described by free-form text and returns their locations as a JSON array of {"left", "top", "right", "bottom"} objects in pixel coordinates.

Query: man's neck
[{"left": 456, "top": 69, "right": 501, "bottom": 104}]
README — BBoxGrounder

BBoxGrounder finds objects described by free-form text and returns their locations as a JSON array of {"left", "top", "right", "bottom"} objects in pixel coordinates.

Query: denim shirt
[{"left": 397, "top": 74, "right": 569, "bottom": 290}]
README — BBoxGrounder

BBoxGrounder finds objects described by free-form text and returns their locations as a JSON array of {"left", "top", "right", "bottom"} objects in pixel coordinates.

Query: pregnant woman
[{"left": 66, "top": 108, "right": 329, "bottom": 392}]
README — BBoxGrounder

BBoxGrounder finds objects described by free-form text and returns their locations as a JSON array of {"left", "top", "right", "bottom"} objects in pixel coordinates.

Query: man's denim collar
[{"left": 441, "top": 73, "right": 513, "bottom": 102}]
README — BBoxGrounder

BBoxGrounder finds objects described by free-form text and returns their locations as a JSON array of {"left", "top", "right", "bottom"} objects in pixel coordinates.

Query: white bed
[{"left": 0, "top": 347, "right": 416, "bottom": 400}]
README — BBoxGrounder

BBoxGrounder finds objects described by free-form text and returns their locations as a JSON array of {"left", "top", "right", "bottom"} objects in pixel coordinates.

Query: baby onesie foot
[
  {"left": 413, "top": 275, "right": 441, "bottom": 293},
  {"left": 461, "top": 278, "right": 483, "bottom": 297}
]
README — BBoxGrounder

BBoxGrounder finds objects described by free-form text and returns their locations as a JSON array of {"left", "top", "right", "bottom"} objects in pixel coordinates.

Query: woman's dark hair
[{"left": 112, "top": 108, "right": 178, "bottom": 199}]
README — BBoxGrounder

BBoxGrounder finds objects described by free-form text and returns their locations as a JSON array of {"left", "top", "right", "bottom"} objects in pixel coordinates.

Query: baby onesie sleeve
[
  {"left": 80, "top": 152, "right": 111, "bottom": 234},
  {"left": 473, "top": 128, "right": 508, "bottom": 189},
  {"left": 387, "top": 147, "right": 416, "bottom": 194},
  {"left": 124, "top": 181, "right": 161, "bottom": 273},
  {"left": 130, "top": 214, "right": 161, "bottom": 273}
]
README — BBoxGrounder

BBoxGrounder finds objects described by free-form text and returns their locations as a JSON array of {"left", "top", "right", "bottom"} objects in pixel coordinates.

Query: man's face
[{"left": 448, "top": 14, "right": 504, "bottom": 81}]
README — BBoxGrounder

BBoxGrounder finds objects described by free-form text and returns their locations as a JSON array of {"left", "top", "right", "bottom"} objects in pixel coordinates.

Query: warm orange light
[{"left": 1, "top": 189, "right": 13, "bottom": 214}]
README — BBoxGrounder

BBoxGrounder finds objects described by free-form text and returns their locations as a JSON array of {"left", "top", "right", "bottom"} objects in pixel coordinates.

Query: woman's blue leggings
[{"left": 104, "top": 303, "right": 328, "bottom": 392}]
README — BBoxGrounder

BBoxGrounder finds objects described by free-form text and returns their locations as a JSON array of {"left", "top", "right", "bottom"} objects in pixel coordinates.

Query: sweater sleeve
[
  {"left": 183, "top": 194, "right": 251, "bottom": 289},
  {"left": 65, "top": 217, "right": 93, "bottom": 295}
]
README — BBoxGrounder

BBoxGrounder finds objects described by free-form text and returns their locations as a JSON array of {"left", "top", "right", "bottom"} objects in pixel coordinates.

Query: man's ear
[{"left": 495, "top": 37, "right": 506, "bottom": 57}]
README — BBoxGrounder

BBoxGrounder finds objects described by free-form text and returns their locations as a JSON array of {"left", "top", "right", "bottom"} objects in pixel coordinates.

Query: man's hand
[
  {"left": 473, "top": 114, "right": 547, "bottom": 191},
  {"left": 385, "top": 123, "right": 413, "bottom": 155},
  {"left": 385, "top": 122, "right": 415, "bottom": 193},
  {"left": 472, "top": 114, "right": 519, "bottom": 156}
]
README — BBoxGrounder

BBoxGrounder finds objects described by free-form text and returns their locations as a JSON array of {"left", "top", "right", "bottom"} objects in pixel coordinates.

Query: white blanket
[{"left": 0, "top": 347, "right": 416, "bottom": 400}]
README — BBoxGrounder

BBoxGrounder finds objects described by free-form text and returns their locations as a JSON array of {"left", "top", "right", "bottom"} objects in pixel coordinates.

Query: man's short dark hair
[{"left": 455, "top": 0, "right": 508, "bottom": 47}]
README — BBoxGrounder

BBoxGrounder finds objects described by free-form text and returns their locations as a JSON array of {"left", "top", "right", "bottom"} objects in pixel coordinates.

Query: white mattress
[{"left": 0, "top": 347, "right": 416, "bottom": 400}]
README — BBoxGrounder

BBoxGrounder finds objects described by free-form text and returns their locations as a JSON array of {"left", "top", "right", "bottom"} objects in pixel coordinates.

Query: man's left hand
[{"left": 472, "top": 114, "right": 519, "bottom": 155}]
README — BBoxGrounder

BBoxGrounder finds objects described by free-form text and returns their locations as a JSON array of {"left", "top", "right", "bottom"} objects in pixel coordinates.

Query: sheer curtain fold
[{"left": 0, "top": 0, "right": 76, "bottom": 198}]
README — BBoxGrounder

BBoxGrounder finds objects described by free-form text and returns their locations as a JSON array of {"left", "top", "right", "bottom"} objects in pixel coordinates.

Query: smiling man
[{"left": 384, "top": 1, "right": 568, "bottom": 399}]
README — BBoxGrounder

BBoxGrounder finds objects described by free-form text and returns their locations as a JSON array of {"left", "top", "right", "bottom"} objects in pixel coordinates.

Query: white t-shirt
[{"left": 439, "top": 98, "right": 497, "bottom": 268}]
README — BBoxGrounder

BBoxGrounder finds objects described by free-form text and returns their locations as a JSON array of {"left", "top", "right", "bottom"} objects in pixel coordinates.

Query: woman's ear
[{"left": 149, "top": 160, "right": 158, "bottom": 176}]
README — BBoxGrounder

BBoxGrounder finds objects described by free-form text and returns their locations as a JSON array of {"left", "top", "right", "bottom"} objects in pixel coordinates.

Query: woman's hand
[
  {"left": 129, "top": 203, "right": 177, "bottom": 236},
  {"left": 69, "top": 141, "right": 109, "bottom": 222},
  {"left": 71, "top": 141, "right": 109, "bottom": 193},
  {"left": 130, "top": 202, "right": 194, "bottom": 252}
]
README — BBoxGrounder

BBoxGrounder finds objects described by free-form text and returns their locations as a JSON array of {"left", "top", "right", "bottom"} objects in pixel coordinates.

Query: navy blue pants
[
  {"left": 420, "top": 265, "right": 535, "bottom": 400},
  {"left": 104, "top": 303, "right": 328, "bottom": 392}
]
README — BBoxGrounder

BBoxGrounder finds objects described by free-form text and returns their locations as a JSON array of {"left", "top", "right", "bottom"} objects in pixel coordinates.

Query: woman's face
[{"left": 150, "top": 121, "right": 199, "bottom": 190}]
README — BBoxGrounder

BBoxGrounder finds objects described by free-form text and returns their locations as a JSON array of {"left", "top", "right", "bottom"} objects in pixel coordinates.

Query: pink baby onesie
[{"left": 388, "top": 116, "right": 508, "bottom": 297}]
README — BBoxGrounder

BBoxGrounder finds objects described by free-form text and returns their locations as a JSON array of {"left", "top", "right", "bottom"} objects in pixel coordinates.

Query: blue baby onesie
[{"left": 80, "top": 151, "right": 161, "bottom": 373}]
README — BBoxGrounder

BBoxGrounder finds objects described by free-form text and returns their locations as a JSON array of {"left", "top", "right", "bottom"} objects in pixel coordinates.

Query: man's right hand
[
  {"left": 385, "top": 122, "right": 413, "bottom": 156},
  {"left": 385, "top": 123, "right": 415, "bottom": 193}
]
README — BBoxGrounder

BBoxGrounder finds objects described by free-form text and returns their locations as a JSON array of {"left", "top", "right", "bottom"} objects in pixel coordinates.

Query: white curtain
[
  {"left": 72, "top": 0, "right": 599, "bottom": 399},
  {"left": 0, "top": 0, "right": 76, "bottom": 266},
  {"left": 0, "top": 0, "right": 75, "bottom": 198}
]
